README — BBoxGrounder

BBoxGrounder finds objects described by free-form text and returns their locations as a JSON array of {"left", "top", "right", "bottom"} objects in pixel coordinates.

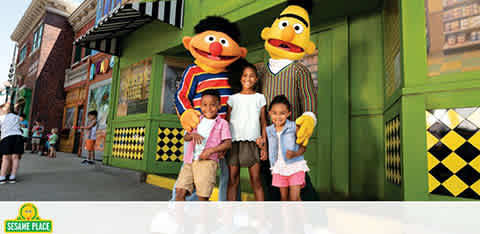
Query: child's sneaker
[
  {"left": 0, "top": 179, "right": 6, "bottom": 185},
  {"left": 8, "top": 178, "right": 16, "bottom": 184},
  {"left": 81, "top": 159, "right": 89, "bottom": 164}
]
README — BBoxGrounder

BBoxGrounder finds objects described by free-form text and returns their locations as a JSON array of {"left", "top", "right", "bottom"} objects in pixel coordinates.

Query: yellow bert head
[{"left": 261, "top": 2, "right": 316, "bottom": 60}]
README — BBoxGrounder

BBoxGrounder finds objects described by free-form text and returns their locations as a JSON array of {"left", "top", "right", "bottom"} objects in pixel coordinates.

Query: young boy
[
  {"left": 175, "top": 89, "right": 232, "bottom": 201},
  {"left": 47, "top": 128, "right": 58, "bottom": 158},
  {"left": 80, "top": 110, "right": 97, "bottom": 165}
]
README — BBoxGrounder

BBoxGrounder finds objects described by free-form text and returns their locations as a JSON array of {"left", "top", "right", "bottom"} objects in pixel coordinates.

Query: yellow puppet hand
[
  {"left": 295, "top": 115, "right": 315, "bottom": 147},
  {"left": 180, "top": 109, "right": 201, "bottom": 132}
]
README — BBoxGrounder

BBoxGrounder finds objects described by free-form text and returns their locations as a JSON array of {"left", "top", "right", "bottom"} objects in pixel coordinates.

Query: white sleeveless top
[{"left": 227, "top": 93, "right": 266, "bottom": 142}]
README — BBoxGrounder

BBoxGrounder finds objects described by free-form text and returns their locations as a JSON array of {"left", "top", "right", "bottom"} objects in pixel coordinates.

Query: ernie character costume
[
  {"left": 260, "top": 0, "right": 319, "bottom": 200},
  {"left": 173, "top": 16, "right": 247, "bottom": 201}
]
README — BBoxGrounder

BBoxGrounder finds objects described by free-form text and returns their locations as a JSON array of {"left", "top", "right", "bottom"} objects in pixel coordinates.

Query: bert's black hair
[
  {"left": 287, "top": 0, "right": 313, "bottom": 14},
  {"left": 201, "top": 89, "right": 221, "bottom": 102},
  {"left": 194, "top": 16, "right": 241, "bottom": 42},
  {"left": 88, "top": 110, "right": 98, "bottom": 117},
  {"left": 269, "top": 95, "right": 291, "bottom": 111}
]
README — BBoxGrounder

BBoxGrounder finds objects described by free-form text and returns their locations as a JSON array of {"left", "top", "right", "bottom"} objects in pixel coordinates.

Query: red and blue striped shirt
[{"left": 175, "top": 64, "right": 232, "bottom": 119}]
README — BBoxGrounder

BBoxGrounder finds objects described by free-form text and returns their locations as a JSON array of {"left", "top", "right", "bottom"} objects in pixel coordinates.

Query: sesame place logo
[{"left": 4, "top": 203, "right": 52, "bottom": 233}]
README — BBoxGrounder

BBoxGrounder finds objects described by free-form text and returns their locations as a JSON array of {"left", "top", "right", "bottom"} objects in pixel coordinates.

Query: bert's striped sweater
[{"left": 261, "top": 61, "right": 317, "bottom": 121}]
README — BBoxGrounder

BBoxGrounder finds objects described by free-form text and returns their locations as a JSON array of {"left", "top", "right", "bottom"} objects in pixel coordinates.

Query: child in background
[
  {"left": 80, "top": 111, "right": 97, "bottom": 165},
  {"left": 47, "top": 128, "right": 58, "bottom": 158},
  {"left": 175, "top": 89, "right": 232, "bottom": 201},
  {"left": 19, "top": 114, "right": 28, "bottom": 151},
  {"left": 257, "top": 95, "right": 309, "bottom": 201},
  {"left": 0, "top": 103, "right": 24, "bottom": 184},
  {"left": 226, "top": 62, "right": 267, "bottom": 201},
  {"left": 31, "top": 120, "right": 44, "bottom": 154}
]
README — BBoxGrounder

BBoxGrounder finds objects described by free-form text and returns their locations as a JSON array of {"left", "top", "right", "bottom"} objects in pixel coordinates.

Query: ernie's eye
[
  {"left": 293, "top": 23, "right": 304, "bottom": 34},
  {"left": 219, "top": 38, "right": 229, "bottom": 47},
  {"left": 278, "top": 20, "right": 289, "bottom": 29},
  {"left": 204, "top": 35, "right": 216, "bottom": 43}
]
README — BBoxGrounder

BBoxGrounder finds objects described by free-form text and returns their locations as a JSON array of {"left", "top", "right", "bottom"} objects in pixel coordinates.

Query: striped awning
[{"left": 74, "top": 0, "right": 184, "bottom": 56}]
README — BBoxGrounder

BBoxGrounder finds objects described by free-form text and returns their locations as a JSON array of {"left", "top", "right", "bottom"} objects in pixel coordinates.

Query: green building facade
[{"left": 75, "top": 0, "right": 480, "bottom": 201}]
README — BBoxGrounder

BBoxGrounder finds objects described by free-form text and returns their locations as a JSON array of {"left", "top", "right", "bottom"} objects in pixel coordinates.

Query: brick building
[
  {"left": 61, "top": 0, "right": 113, "bottom": 157},
  {"left": 10, "top": 0, "right": 77, "bottom": 138}
]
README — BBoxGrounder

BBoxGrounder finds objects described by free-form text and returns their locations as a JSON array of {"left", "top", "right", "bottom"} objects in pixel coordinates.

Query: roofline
[{"left": 10, "top": 0, "right": 78, "bottom": 43}]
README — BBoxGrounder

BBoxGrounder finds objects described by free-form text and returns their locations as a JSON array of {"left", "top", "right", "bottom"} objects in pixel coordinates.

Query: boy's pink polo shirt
[{"left": 184, "top": 115, "right": 231, "bottom": 164}]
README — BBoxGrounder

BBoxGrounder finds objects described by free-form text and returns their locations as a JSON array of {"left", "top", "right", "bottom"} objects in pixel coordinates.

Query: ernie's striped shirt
[
  {"left": 261, "top": 62, "right": 317, "bottom": 121},
  {"left": 175, "top": 64, "right": 232, "bottom": 119}
]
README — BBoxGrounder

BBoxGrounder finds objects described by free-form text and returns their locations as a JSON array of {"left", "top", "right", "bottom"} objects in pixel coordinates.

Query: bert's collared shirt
[{"left": 184, "top": 115, "right": 231, "bottom": 164}]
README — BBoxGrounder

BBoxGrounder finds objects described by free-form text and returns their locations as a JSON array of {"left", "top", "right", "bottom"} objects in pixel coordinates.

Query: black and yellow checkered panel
[
  {"left": 156, "top": 127, "right": 184, "bottom": 162},
  {"left": 427, "top": 108, "right": 480, "bottom": 199},
  {"left": 112, "top": 127, "right": 145, "bottom": 160},
  {"left": 385, "top": 116, "right": 401, "bottom": 185}
]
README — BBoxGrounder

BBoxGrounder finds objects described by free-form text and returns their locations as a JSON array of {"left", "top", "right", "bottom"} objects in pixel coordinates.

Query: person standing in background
[
  {"left": 19, "top": 114, "right": 28, "bottom": 151},
  {"left": 31, "top": 120, "right": 44, "bottom": 154}
]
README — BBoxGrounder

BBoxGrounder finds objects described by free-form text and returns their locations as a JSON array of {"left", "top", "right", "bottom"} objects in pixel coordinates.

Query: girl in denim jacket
[{"left": 257, "top": 95, "right": 309, "bottom": 201}]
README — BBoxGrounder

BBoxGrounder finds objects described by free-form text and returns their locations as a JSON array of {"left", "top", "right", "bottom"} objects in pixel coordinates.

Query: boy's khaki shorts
[{"left": 176, "top": 160, "right": 217, "bottom": 198}]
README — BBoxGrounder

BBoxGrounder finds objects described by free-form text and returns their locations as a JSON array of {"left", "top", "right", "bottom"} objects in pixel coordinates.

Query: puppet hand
[
  {"left": 180, "top": 109, "right": 201, "bottom": 132},
  {"left": 296, "top": 115, "right": 315, "bottom": 147}
]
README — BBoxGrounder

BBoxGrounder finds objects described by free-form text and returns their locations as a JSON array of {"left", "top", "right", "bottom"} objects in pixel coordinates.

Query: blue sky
[{"left": 0, "top": 0, "right": 84, "bottom": 87}]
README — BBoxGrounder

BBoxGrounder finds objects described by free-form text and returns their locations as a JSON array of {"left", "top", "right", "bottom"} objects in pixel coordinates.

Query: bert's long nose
[
  {"left": 281, "top": 25, "right": 295, "bottom": 42},
  {"left": 209, "top": 42, "right": 223, "bottom": 57}
]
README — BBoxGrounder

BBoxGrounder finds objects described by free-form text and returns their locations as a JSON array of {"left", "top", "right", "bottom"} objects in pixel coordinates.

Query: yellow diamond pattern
[
  {"left": 156, "top": 127, "right": 184, "bottom": 162},
  {"left": 427, "top": 108, "right": 480, "bottom": 199},
  {"left": 443, "top": 176, "right": 469, "bottom": 196},
  {"left": 428, "top": 174, "right": 440, "bottom": 193},
  {"left": 442, "top": 153, "right": 467, "bottom": 173},
  {"left": 385, "top": 116, "right": 401, "bottom": 185},
  {"left": 112, "top": 127, "right": 145, "bottom": 160},
  {"left": 440, "top": 131, "right": 465, "bottom": 151}
]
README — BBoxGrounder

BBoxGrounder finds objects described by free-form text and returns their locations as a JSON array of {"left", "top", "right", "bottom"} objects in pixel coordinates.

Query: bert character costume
[
  {"left": 173, "top": 16, "right": 247, "bottom": 201},
  {"left": 260, "top": 0, "right": 319, "bottom": 200}
]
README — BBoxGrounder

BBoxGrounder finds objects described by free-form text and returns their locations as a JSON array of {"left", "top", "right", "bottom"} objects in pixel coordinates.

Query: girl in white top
[
  {"left": 0, "top": 103, "right": 24, "bottom": 184},
  {"left": 226, "top": 62, "right": 267, "bottom": 201}
]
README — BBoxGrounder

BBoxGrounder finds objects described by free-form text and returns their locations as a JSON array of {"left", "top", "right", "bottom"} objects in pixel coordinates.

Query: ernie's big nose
[{"left": 209, "top": 42, "right": 223, "bottom": 57}]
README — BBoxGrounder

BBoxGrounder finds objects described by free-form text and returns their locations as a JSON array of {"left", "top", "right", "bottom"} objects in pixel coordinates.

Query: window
[
  {"left": 117, "top": 58, "right": 152, "bottom": 116},
  {"left": 32, "top": 24, "right": 44, "bottom": 51},
  {"left": 73, "top": 46, "right": 82, "bottom": 63},
  {"left": 18, "top": 46, "right": 27, "bottom": 64},
  {"left": 84, "top": 47, "right": 91, "bottom": 58},
  {"left": 160, "top": 58, "right": 192, "bottom": 114}
]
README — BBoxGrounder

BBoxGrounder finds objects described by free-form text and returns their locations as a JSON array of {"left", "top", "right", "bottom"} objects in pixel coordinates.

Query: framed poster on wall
[
  {"left": 82, "top": 78, "right": 112, "bottom": 160},
  {"left": 117, "top": 58, "right": 152, "bottom": 116}
]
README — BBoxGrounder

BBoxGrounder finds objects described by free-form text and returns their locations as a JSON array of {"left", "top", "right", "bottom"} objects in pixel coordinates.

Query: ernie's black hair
[
  {"left": 194, "top": 16, "right": 241, "bottom": 42},
  {"left": 201, "top": 89, "right": 221, "bottom": 102},
  {"left": 286, "top": 0, "right": 313, "bottom": 14},
  {"left": 268, "top": 95, "right": 291, "bottom": 111}
]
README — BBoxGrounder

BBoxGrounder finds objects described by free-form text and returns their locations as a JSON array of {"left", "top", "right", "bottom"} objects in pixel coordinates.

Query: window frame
[
  {"left": 31, "top": 24, "right": 44, "bottom": 53},
  {"left": 18, "top": 45, "right": 28, "bottom": 64}
]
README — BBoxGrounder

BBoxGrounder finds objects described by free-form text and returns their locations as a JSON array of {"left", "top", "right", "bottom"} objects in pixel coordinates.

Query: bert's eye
[
  {"left": 278, "top": 20, "right": 289, "bottom": 29},
  {"left": 293, "top": 23, "right": 304, "bottom": 34},
  {"left": 219, "top": 38, "right": 229, "bottom": 47},
  {"left": 204, "top": 35, "right": 216, "bottom": 43}
]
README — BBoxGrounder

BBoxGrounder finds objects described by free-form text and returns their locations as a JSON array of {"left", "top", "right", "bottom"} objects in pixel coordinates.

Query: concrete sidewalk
[{"left": 0, "top": 152, "right": 171, "bottom": 201}]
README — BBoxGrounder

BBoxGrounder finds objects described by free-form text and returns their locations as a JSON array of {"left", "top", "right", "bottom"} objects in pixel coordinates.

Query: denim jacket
[{"left": 266, "top": 119, "right": 304, "bottom": 168}]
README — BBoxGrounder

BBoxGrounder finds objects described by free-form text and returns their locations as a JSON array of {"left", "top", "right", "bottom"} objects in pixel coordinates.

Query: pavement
[{"left": 0, "top": 152, "right": 172, "bottom": 201}]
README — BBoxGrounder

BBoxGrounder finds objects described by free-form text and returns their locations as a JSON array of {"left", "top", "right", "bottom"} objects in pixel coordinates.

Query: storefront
[
  {"left": 74, "top": 0, "right": 480, "bottom": 200},
  {"left": 60, "top": 87, "right": 86, "bottom": 153}
]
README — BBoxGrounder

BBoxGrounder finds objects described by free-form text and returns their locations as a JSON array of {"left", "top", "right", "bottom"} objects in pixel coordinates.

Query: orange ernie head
[{"left": 183, "top": 16, "right": 247, "bottom": 73}]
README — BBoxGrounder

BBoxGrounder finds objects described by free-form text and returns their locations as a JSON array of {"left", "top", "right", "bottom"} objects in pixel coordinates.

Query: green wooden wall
[{"left": 103, "top": 0, "right": 393, "bottom": 200}]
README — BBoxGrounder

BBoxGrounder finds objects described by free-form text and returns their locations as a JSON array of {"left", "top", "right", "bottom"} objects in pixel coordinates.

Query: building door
[
  {"left": 305, "top": 24, "right": 350, "bottom": 198},
  {"left": 73, "top": 105, "right": 84, "bottom": 154}
]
